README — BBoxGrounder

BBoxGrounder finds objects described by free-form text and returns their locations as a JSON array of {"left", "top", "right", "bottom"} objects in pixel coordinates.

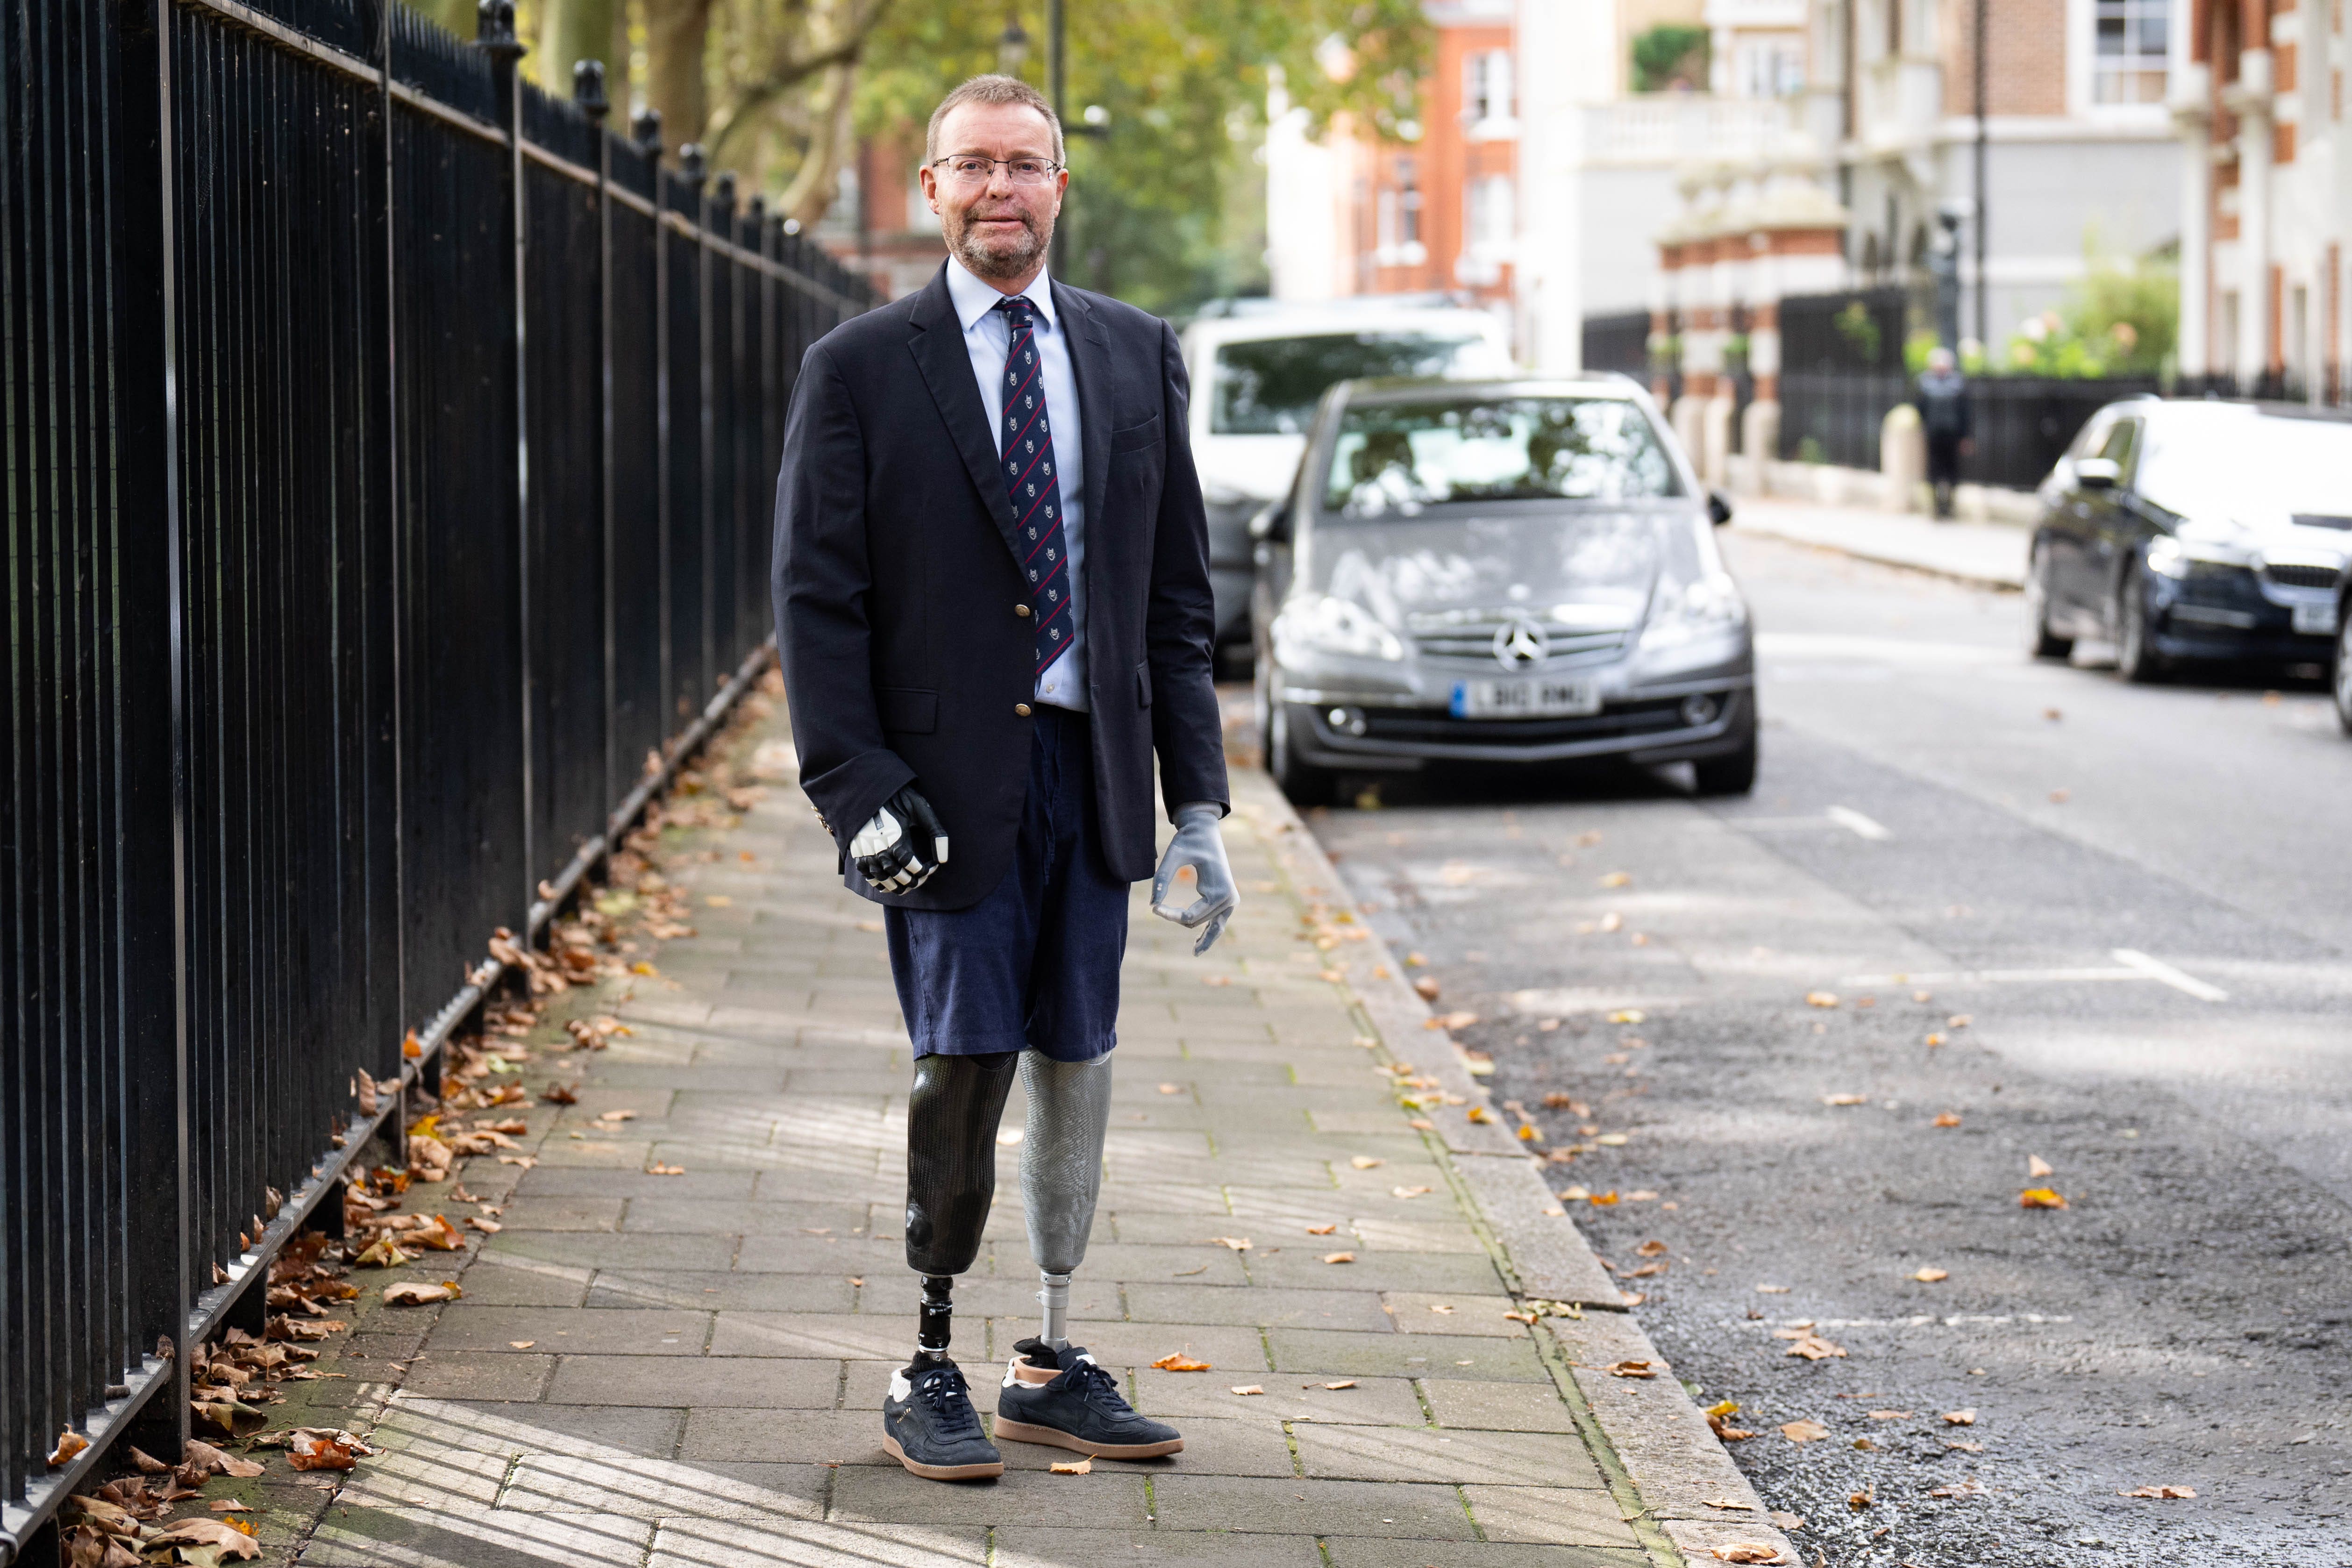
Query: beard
[{"left": 947, "top": 203, "right": 1052, "bottom": 281}]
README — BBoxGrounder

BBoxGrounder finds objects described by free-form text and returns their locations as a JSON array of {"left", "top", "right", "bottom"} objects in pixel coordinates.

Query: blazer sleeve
[
  {"left": 1143, "top": 318, "right": 1231, "bottom": 817},
  {"left": 771, "top": 342, "right": 915, "bottom": 856}
]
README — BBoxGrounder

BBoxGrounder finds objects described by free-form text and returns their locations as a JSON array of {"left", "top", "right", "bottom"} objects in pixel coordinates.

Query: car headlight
[
  {"left": 2146, "top": 534, "right": 2255, "bottom": 579},
  {"left": 1639, "top": 570, "right": 1747, "bottom": 650},
  {"left": 1273, "top": 595, "right": 1407, "bottom": 663}
]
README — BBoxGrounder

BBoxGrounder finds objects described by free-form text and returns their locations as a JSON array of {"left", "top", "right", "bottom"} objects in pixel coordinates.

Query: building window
[
  {"left": 1464, "top": 49, "right": 1514, "bottom": 125},
  {"left": 1397, "top": 158, "right": 1421, "bottom": 247},
  {"left": 1733, "top": 38, "right": 1806, "bottom": 98},
  {"left": 1466, "top": 172, "right": 1515, "bottom": 256},
  {"left": 2093, "top": 0, "right": 2168, "bottom": 103}
]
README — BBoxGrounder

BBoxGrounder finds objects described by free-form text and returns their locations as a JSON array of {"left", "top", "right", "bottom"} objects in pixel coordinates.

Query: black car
[
  {"left": 1248, "top": 375, "right": 1756, "bottom": 803},
  {"left": 2025, "top": 398, "right": 2352, "bottom": 681}
]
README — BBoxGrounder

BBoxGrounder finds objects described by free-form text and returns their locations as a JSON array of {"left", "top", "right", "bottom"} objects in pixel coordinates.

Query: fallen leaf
[
  {"left": 1321, "top": 1380, "right": 1357, "bottom": 1390},
  {"left": 1781, "top": 1420, "right": 1832, "bottom": 1444},
  {"left": 1305, "top": 1224, "right": 1337, "bottom": 1236},
  {"left": 1711, "top": 1547, "right": 1785, "bottom": 1564},
  {"left": 1636, "top": 1240, "right": 1669, "bottom": 1256},
  {"left": 149, "top": 1518, "right": 260, "bottom": 1561},
  {"left": 1770, "top": 1511, "right": 1806, "bottom": 1530},
  {"left": 1942, "top": 1409, "right": 1977, "bottom": 1425},
  {"left": 1157, "top": 1083, "right": 1183, "bottom": 1095},
  {"left": 509, "top": 1340, "right": 537, "bottom": 1349},
  {"left": 1321, "top": 1252, "right": 1356, "bottom": 1264},
  {"left": 1848, "top": 1488, "right": 1874, "bottom": 1510},
  {"left": 182, "top": 1440, "right": 263, "bottom": 1479},
  {"left": 1349, "top": 1156, "right": 1383, "bottom": 1169},
  {"left": 1930, "top": 1478, "right": 1988, "bottom": 1497},
  {"left": 1852, "top": 1437, "right": 1876, "bottom": 1450},
  {"left": 1912, "top": 1268, "right": 1948, "bottom": 1283},
  {"left": 1209, "top": 1236, "right": 1252, "bottom": 1251},
  {"left": 2027, "top": 1155, "right": 2054, "bottom": 1178},
  {"left": 1049, "top": 1458, "right": 1092, "bottom": 1475},
  {"left": 1229, "top": 1384, "right": 1264, "bottom": 1396},
  {"left": 1595, "top": 1133, "right": 1629, "bottom": 1147},
  {"left": 1701, "top": 1498, "right": 1756, "bottom": 1511},
  {"left": 2019, "top": 1188, "right": 2068, "bottom": 1210},
  {"left": 352, "top": 1238, "right": 412, "bottom": 1269},
  {"left": 48, "top": 1431, "right": 89, "bottom": 1467},
  {"left": 1390, "top": 1185, "right": 1432, "bottom": 1200},
  {"left": 1599, "top": 872, "right": 1632, "bottom": 888},
  {"left": 1946, "top": 1439, "right": 1984, "bottom": 1453},
  {"left": 1606, "top": 1008, "right": 1645, "bottom": 1024},
  {"left": 1607, "top": 1360, "right": 1659, "bottom": 1378},
  {"left": 1465, "top": 1105, "right": 1493, "bottom": 1124},
  {"left": 411, "top": 1214, "right": 468, "bottom": 1252},
  {"left": 540, "top": 1083, "right": 579, "bottom": 1105},
  {"left": 1413, "top": 976, "right": 1442, "bottom": 1001},
  {"left": 645, "top": 1162, "right": 686, "bottom": 1176},
  {"left": 1805, "top": 991, "right": 1839, "bottom": 1009},
  {"left": 596, "top": 1108, "right": 638, "bottom": 1123},
  {"left": 467, "top": 1216, "right": 503, "bottom": 1233},
  {"left": 1932, "top": 1113, "right": 1961, "bottom": 1128},
  {"left": 1755, "top": 1284, "right": 1789, "bottom": 1294},
  {"left": 1150, "top": 1353, "right": 1212, "bottom": 1372},
  {"left": 382, "top": 1282, "right": 460, "bottom": 1306},
  {"left": 1867, "top": 1410, "right": 1911, "bottom": 1420},
  {"left": 1428, "top": 1304, "right": 1455, "bottom": 1315},
  {"left": 128, "top": 1447, "right": 170, "bottom": 1475},
  {"left": 1784, "top": 1334, "right": 1846, "bottom": 1360},
  {"left": 1821, "top": 1093, "right": 1866, "bottom": 1107},
  {"left": 1588, "top": 1191, "right": 1620, "bottom": 1207}
]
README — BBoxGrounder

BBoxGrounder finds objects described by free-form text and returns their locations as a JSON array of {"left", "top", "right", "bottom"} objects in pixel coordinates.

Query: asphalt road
[{"left": 1292, "top": 532, "right": 2352, "bottom": 1568}]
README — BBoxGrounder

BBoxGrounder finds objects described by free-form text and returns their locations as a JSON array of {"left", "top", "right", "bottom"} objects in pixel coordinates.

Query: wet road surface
[{"left": 1289, "top": 533, "right": 2352, "bottom": 1567}]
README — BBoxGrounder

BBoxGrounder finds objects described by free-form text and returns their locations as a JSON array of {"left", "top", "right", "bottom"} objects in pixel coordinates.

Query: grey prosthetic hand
[
  {"left": 1151, "top": 802, "right": 1237, "bottom": 955},
  {"left": 852, "top": 784, "right": 949, "bottom": 893}
]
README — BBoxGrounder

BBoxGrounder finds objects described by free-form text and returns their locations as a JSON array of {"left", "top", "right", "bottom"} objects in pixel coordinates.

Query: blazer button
[
  {"left": 1015, "top": 604, "right": 1032, "bottom": 618},
  {"left": 1014, "top": 703, "right": 1033, "bottom": 717}
]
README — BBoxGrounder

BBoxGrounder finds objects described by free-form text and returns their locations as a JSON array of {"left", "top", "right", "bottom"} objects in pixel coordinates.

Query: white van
[{"left": 1180, "top": 300, "right": 1513, "bottom": 666}]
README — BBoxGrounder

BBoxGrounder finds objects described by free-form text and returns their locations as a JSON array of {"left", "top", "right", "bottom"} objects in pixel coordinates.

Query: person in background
[{"left": 1916, "top": 346, "right": 1973, "bottom": 520}]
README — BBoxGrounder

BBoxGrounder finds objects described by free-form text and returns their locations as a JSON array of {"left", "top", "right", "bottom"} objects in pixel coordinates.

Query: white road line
[
  {"left": 2111, "top": 948, "right": 2231, "bottom": 1002},
  {"left": 1825, "top": 805, "right": 1892, "bottom": 841},
  {"left": 1840, "top": 967, "right": 2145, "bottom": 987}
]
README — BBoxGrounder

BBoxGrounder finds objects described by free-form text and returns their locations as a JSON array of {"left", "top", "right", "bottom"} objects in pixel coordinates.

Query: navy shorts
[{"left": 884, "top": 705, "right": 1130, "bottom": 1062}]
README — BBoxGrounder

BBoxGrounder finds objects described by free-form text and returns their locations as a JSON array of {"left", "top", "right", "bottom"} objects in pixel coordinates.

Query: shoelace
[
  {"left": 1062, "top": 1358, "right": 1135, "bottom": 1412},
  {"left": 912, "top": 1367, "right": 986, "bottom": 1440}
]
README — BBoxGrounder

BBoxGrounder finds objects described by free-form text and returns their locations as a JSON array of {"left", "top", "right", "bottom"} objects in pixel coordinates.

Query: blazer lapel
[
  {"left": 1055, "top": 281, "right": 1116, "bottom": 552},
  {"left": 907, "top": 263, "right": 1021, "bottom": 551}
]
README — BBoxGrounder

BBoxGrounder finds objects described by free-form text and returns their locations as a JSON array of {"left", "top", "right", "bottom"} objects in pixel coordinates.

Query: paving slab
[{"left": 300, "top": 695, "right": 1772, "bottom": 1568}]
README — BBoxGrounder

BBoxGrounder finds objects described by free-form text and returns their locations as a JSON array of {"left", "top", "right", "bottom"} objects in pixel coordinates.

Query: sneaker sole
[
  {"left": 882, "top": 1432, "right": 1004, "bottom": 1481},
  {"left": 991, "top": 1417, "right": 1184, "bottom": 1460}
]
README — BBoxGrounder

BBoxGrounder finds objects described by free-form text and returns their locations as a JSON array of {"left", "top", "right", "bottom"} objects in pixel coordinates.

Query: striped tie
[{"left": 996, "top": 295, "right": 1071, "bottom": 676}]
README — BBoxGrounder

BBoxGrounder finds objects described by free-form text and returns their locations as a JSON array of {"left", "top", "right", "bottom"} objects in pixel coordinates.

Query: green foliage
[
  {"left": 1833, "top": 301, "right": 1881, "bottom": 366},
  {"left": 1997, "top": 246, "right": 2177, "bottom": 378},
  {"left": 1630, "top": 24, "right": 1708, "bottom": 93},
  {"left": 1902, "top": 328, "right": 1940, "bottom": 376},
  {"left": 857, "top": 0, "right": 1430, "bottom": 315}
]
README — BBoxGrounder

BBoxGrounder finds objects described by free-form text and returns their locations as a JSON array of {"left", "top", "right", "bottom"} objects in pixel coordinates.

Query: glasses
[{"left": 931, "top": 155, "right": 1063, "bottom": 187}]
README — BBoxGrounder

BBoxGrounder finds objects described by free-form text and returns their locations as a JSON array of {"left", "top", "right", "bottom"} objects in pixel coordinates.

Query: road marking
[
  {"left": 1841, "top": 967, "right": 2145, "bottom": 987},
  {"left": 2111, "top": 948, "right": 2230, "bottom": 1002},
  {"left": 1825, "top": 805, "right": 1892, "bottom": 841}
]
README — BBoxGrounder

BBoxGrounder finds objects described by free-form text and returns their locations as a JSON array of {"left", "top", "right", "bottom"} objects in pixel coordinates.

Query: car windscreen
[
  {"left": 1323, "top": 396, "right": 1682, "bottom": 516},
  {"left": 2134, "top": 410, "right": 2352, "bottom": 526},
  {"left": 1210, "top": 332, "right": 1504, "bottom": 435}
]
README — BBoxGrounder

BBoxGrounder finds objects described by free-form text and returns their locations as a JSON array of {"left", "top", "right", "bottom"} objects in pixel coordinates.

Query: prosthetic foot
[{"left": 996, "top": 1339, "right": 1184, "bottom": 1459}]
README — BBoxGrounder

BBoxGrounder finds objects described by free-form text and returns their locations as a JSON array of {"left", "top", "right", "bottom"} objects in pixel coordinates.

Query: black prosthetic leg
[{"left": 903, "top": 1050, "right": 1018, "bottom": 1366}]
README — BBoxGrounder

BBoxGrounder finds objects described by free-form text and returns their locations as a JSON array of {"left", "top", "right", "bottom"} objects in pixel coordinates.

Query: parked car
[
  {"left": 1248, "top": 374, "right": 1755, "bottom": 802},
  {"left": 2025, "top": 398, "right": 2352, "bottom": 682},
  {"left": 2337, "top": 565, "right": 2352, "bottom": 734},
  {"left": 1181, "top": 300, "right": 1513, "bottom": 668}
]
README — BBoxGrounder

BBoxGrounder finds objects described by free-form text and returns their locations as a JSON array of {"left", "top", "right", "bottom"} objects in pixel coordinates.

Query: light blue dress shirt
[{"left": 945, "top": 255, "right": 1088, "bottom": 713}]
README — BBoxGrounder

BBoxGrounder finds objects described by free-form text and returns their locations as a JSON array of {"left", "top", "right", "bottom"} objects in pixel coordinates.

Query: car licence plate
[
  {"left": 1449, "top": 677, "right": 1602, "bottom": 719},
  {"left": 2292, "top": 599, "right": 2339, "bottom": 636}
]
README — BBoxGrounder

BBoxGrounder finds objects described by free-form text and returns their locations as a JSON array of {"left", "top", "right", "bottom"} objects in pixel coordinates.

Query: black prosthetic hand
[
  {"left": 852, "top": 784, "right": 949, "bottom": 894},
  {"left": 903, "top": 1051, "right": 1018, "bottom": 1276}
]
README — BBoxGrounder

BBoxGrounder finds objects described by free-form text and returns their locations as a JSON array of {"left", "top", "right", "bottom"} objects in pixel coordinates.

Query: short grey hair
[{"left": 925, "top": 74, "right": 1064, "bottom": 165}]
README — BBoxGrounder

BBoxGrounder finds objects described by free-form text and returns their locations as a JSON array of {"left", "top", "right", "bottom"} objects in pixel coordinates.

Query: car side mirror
[
  {"left": 1706, "top": 489, "right": 1733, "bottom": 527},
  {"left": 1248, "top": 501, "right": 1292, "bottom": 544},
  {"left": 2075, "top": 457, "right": 2120, "bottom": 490}
]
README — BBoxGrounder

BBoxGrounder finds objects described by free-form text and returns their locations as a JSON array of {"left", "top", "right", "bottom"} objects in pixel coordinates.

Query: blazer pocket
[
  {"left": 1109, "top": 413, "right": 1162, "bottom": 453},
  {"left": 1134, "top": 661, "right": 1153, "bottom": 709},
  {"left": 877, "top": 686, "right": 938, "bottom": 734}
]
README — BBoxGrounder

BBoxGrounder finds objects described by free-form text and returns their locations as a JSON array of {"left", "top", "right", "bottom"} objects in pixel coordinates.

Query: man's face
[{"left": 921, "top": 100, "right": 1065, "bottom": 284}]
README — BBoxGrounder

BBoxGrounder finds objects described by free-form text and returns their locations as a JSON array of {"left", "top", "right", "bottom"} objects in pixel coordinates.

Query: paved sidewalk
[
  {"left": 296, "top": 696, "right": 1790, "bottom": 1568},
  {"left": 1730, "top": 497, "right": 2030, "bottom": 590}
]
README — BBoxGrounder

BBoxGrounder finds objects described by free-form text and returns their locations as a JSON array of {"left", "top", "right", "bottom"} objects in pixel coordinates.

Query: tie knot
[{"left": 997, "top": 295, "right": 1038, "bottom": 327}]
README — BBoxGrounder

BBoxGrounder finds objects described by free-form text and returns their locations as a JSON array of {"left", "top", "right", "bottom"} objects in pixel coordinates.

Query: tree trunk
[
  {"left": 777, "top": 58, "right": 855, "bottom": 228},
  {"left": 538, "top": 0, "right": 618, "bottom": 101},
  {"left": 645, "top": 0, "right": 713, "bottom": 156}
]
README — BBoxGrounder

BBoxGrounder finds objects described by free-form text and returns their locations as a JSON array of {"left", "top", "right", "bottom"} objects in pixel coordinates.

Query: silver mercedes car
[{"left": 1248, "top": 375, "right": 1757, "bottom": 802}]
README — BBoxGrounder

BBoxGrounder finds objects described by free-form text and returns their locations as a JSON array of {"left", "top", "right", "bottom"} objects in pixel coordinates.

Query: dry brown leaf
[
  {"left": 1847, "top": 1488, "right": 1874, "bottom": 1510},
  {"left": 1606, "top": 1360, "right": 1658, "bottom": 1378},
  {"left": 645, "top": 1163, "right": 686, "bottom": 1176},
  {"left": 2027, "top": 1154, "right": 2055, "bottom": 1178},
  {"left": 1150, "top": 1353, "right": 1212, "bottom": 1372},
  {"left": 1049, "top": 1458, "right": 1092, "bottom": 1475},
  {"left": 1820, "top": 1093, "right": 1867, "bottom": 1107},
  {"left": 1931, "top": 1478, "right": 1988, "bottom": 1497},
  {"left": 1942, "top": 1409, "right": 1977, "bottom": 1425},
  {"left": 468, "top": 1216, "right": 503, "bottom": 1233},
  {"left": 596, "top": 1108, "right": 639, "bottom": 1123},
  {"left": 1229, "top": 1384, "right": 1264, "bottom": 1396},
  {"left": 1636, "top": 1239, "right": 1669, "bottom": 1256},
  {"left": 1390, "top": 1185, "right": 1432, "bottom": 1200},
  {"left": 1349, "top": 1156, "right": 1383, "bottom": 1169},
  {"left": 1946, "top": 1439, "right": 1985, "bottom": 1453},
  {"left": 540, "top": 1082, "right": 580, "bottom": 1105},
  {"left": 1321, "top": 1251, "right": 1356, "bottom": 1264},
  {"left": 48, "top": 1430, "right": 89, "bottom": 1467},
  {"left": 150, "top": 1518, "right": 260, "bottom": 1560},
  {"left": 382, "top": 1282, "right": 460, "bottom": 1306},
  {"left": 64, "top": 1524, "right": 142, "bottom": 1568},
  {"left": 1321, "top": 1380, "right": 1357, "bottom": 1390},
  {"left": 1867, "top": 1410, "right": 1911, "bottom": 1420},
  {"left": 1208, "top": 1236, "right": 1253, "bottom": 1251},
  {"left": 510, "top": 1340, "right": 537, "bottom": 1349},
  {"left": 128, "top": 1447, "right": 170, "bottom": 1475},
  {"left": 1305, "top": 1224, "right": 1337, "bottom": 1236},
  {"left": 1701, "top": 1498, "right": 1756, "bottom": 1511},
  {"left": 1157, "top": 1083, "right": 1183, "bottom": 1095},
  {"left": 1779, "top": 1419, "right": 1830, "bottom": 1443},
  {"left": 1784, "top": 1334, "right": 1846, "bottom": 1360},
  {"left": 1412, "top": 976, "right": 1442, "bottom": 1001},
  {"left": 1932, "top": 1112, "right": 1961, "bottom": 1127},
  {"left": 2019, "top": 1187, "right": 2068, "bottom": 1210},
  {"left": 352, "top": 1238, "right": 412, "bottom": 1269},
  {"left": 1710, "top": 1547, "right": 1785, "bottom": 1564},
  {"left": 1805, "top": 991, "right": 1839, "bottom": 1009},
  {"left": 411, "top": 1215, "right": 467, "bottom": 1252},
  {"left": 182, "top": 1440, "right": 263, "bottom": 1478},
  {"left": 1912, "top": 1268, "right": 1949, "bottom": 1283}
]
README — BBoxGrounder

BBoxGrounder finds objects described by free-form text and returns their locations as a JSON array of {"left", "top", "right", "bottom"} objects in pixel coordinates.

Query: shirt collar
[{"left": 946, "top": 253, "right": 1056, "bottom": 335}]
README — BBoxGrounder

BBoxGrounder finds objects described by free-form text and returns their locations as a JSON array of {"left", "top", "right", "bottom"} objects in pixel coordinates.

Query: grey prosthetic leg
[
  {"left": 903, "top": 1050, "right": 1019, "bottom": 1367},
  {"left": 1019, "top": 1052, "right": 1112, "bottom": 1351}
]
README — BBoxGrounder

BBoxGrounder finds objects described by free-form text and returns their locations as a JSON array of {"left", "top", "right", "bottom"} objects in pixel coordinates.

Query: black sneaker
[
  {"left": 993, "top": 1340, "right": 1185, "bottom": 1459},
  {"left": 882, "top": 1360, "right": 1004, "bottom": 1481}
]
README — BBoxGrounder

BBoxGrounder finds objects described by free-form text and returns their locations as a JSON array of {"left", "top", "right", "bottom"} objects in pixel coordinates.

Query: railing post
[
  {"left": 576, "top": 60, "right": 617, "bottom": 828},
  {"left": 636, "top": 108, "right": 670, "bottom": 749},
  {"left": 681, "top": 144, "right": 713, "bottom": 713}
]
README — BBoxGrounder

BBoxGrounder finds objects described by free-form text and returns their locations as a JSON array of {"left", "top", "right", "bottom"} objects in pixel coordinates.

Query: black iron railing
[{"left": 0, "top": 0, "right": 873, "bottom": 1550}]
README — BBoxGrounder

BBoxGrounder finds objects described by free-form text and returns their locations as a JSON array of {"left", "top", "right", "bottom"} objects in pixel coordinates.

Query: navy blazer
[{"left": 771, "top": 261, "right": 1228, "bottom": 911}]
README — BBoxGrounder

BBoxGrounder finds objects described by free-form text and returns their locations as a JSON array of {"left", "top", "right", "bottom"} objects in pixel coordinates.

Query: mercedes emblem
[{"left": 1493, "top": 616, "right": 1548, "bottom": 669}]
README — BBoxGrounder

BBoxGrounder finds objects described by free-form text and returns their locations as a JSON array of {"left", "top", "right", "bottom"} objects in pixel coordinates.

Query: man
[
  {"left": 1916, "top": 346, "right": 1973, "bottom": 520},
  {"left": 771, "top": 74, "right": 1236, "bottom": 1483}
]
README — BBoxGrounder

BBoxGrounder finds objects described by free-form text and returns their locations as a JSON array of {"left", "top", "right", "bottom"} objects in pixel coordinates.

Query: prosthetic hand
[
  {"left": 852, "top": 784, "right": 949, "bottom": 894},
  {"left": 1151, "top": 802, "right": 1237, "bottom": 955}
]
